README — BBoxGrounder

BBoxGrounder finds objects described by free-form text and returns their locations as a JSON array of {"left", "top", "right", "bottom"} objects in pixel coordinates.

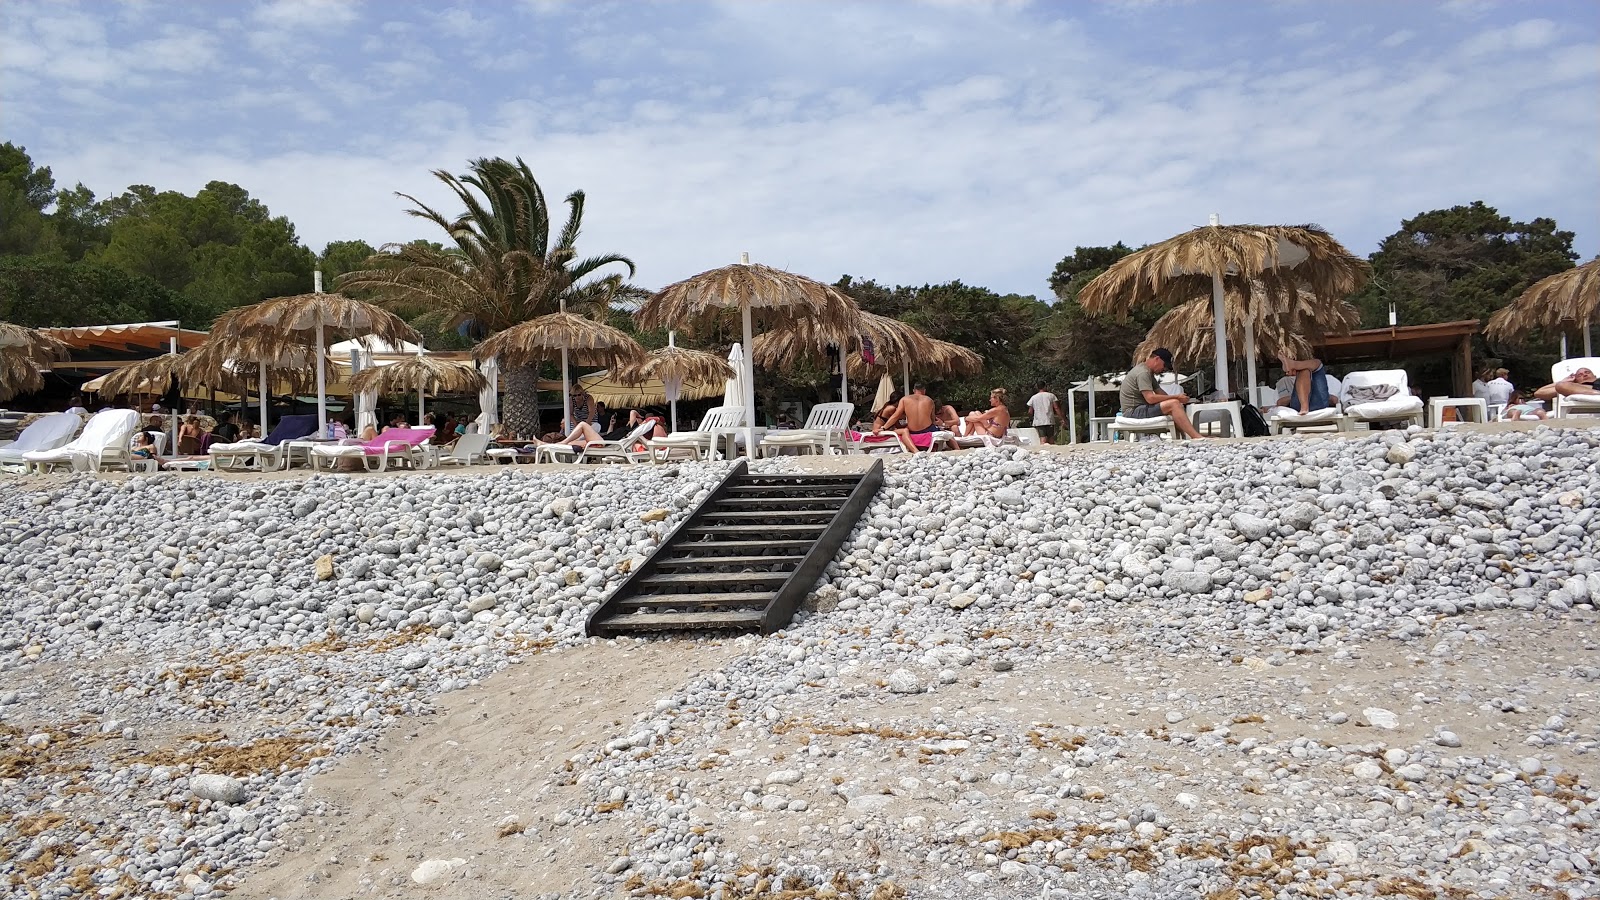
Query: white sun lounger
[
  {"left": 759, "top": 402, "right": 854, "bottom": 457},
  {"left": 433, "top": 432, "right": 493, "bottom": 467},
  {"left": 23, "top": 409, "right": 141, "bottom": 473},
  {"left": 643, "top": 406, "right": 747, "bottom": 463},
  {"left": 1550, "top": 357, "right": 1600, "bottom": 419},
  {"left": 0, "top": 413, "right": 83, "bottom": 472}
]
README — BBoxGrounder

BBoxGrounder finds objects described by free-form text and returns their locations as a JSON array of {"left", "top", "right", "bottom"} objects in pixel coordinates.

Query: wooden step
[
  {"left": 681, "top": 523, "right": 827, "bottom": 535},
  {"left": 725, "top": 483, "right": 857, "bottom": 494},
  {"left": 699, "top": 509, "right": 837, "bottom": 522},
  {"left": 739, "top": 475, "right": 861, "bottom": 485},
  {"left": 662, "top": 539, "right": 815, "bottom": 553},
  {"left": 616, "top": 592, "right": 773, "bottom": 610},
  {"left": 653, "top": 554, "right": 806, "bottom": 568},
  {"left": 640, "top": 571, "right": 791, "bottom": 588},
  {"left": 601, "top": 609, "right": 765, "bottom": 631},
  {"left": 712, "top": 496, "right": 850, "bottom": 509}
]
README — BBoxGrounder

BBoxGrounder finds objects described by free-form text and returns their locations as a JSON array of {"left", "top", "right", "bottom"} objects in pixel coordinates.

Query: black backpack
[{"left": 1237, "top": 398, "right": 1272, "bottom": 438}]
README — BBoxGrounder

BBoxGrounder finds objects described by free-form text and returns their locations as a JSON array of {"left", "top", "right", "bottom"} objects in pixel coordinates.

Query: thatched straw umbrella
[
  {"left": 1078, "top": 218, "right": 1369, "bottom": 397},
  {"left": 1134, "top": 288, "right": 1361, "bottom": 368},
  {"left": 640, "top": 256, "right": 861, "bottom": 448},
  {"left": 182, "top": 310, "right": 318, "bottom": 430},
  {"left": 219, "top": 282, "right": 420, "bottom": 435},
  {"left": 1486, "top": 258, "right": 1599, "bottom": 358},
  {"left": 754, "top": 309, "right": 938, "bottom": 398},
  {"left": 349, "top": 355, "right": 486, "bottom": 426},
  {"left": 613, "top": 333, "right": 734, "bottom": 431},
  {"left": 473, "top": 305, "right": 644, "bottom": 433},
  {"left": 0, "top": 322, "right": 71, "bottom": 403},
  {"left": 848, "top": 336, "right": 984, "bottom": 386}
]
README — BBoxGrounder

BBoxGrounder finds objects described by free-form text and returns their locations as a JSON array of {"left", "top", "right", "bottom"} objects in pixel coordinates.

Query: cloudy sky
[{"left": 4, "top": 0, "right": 1597, "bottom": 298}]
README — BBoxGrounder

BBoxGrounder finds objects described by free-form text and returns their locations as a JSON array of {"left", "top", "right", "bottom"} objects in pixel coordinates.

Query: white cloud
[
  {"left": 252, "top": 0, "right": 360, "bottom": 29},
  {"left": 1281, "top": 21, "right": 1324, "bottom": 40},
  {"left": 1380, "top": 29, "right": 1416, "bottom": 48},
  {"left": 1459, "top": 18, "right": 1560, "bottom": 57},
  {"left": 8, "top": 1, "right": 1599, "bottom": 298}
]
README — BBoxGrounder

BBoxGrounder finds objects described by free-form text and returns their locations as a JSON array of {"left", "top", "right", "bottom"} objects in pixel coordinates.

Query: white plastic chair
[
  {"left": 434, "top": 432, "right": 492, "bottom": 467},
  {"left": 759, "top": 402, "right": 855, "bottom": 456}
]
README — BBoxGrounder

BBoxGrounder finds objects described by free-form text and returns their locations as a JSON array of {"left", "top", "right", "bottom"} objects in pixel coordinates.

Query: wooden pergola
[{"left": 1311, "top": 320, "right": 1480, "bottom": 397}]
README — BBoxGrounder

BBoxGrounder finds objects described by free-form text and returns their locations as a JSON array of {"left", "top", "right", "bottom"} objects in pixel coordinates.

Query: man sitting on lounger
[
  {"left": 1118, "top": 348, "right": 1205, "bottom": 439},
  {"left": 875, "top": 383, "right": 937, "bottom": 453},
  {"left": 1532, "top": 366, "right": 1599, "bottom": 404},
  {"left": 1275, "top": 353, "right": 1338, "bottom": 414}
]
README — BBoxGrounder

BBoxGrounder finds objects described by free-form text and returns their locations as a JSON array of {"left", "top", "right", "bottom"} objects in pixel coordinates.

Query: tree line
[{"left": 0, "top": 140, "right": 1582, "bottom": 416}]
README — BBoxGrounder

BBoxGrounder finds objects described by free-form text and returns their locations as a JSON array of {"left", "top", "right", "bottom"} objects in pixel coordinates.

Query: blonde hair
[
  {"left": 989, "top": 388, "right": 1008, "bottom": 405},
  {"left": 1494, "top": 368, "right": 1509, "bottom": 379}
]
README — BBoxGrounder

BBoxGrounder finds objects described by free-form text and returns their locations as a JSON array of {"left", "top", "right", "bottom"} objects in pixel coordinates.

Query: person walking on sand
[
  {"left": 1026, "top": 383, "right": 1065, "bottom": 444},
  {"left": 1118, "top": 348, "right": 1206, "bottom": 439},
  {"left": 875, "top": 383, "right": 936, "bottom": 453}
]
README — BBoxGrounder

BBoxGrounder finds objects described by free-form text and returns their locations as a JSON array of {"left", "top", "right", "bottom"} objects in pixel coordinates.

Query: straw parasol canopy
[
  {"left": 1134, "top": 289, "right": 1361, "bottom": 364},
  {"left": 1079, "top": 221, "right": 1369, "bottom": 396},
  {"left": 91, "top": 352, "right": 187, "bottom": 398},
  {"left": 220, "top": 291, "right": 421, "bottom": 433},
  {"left": 639, "top": 259, "right": 863, "bottom": 448},
  {"left": 474, "top": 309, "right": 645, "bottom": 430},
  {"left": 847, "top": 337, "right": 984, "bottom": 382},
  {"left": 1486, "top": 258, "right": 1600, "bottom": 353},
  {"left": 349, "top": 355, "right": 486, "bottom": 396},
  {"left": 0, "top": 322, "right": 71, "bottom": 402},
  {"left": 612, "top": 335, "right": 734, "bottom": 431}
]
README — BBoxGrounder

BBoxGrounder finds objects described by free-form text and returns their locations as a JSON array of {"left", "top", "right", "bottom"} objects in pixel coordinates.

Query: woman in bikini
[{"left": 964, "top": 388, "right": 1012, "bottom": 439}]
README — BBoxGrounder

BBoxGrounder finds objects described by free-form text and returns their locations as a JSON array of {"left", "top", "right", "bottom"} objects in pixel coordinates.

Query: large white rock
[
  {"left": 411, "top": 858, "right": 467, "bottom": 885},
  {"left": 191, "top": 774, "right": 246, "bottom": 804}
]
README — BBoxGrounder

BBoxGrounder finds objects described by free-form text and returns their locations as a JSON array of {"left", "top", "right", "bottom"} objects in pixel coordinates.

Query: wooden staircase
[{"left": 585, "top": 459, "right": 883, "bottom": 636}]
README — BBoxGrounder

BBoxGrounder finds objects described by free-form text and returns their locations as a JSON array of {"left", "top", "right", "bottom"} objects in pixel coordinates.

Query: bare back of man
[{"left": 888, "top": 388, "right": 937, "bottom": 452}]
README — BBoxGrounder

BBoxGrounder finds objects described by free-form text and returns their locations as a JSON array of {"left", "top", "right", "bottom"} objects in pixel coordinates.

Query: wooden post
[{"left": 1454, "top": 333, "right": 1472, "bottom": 399}]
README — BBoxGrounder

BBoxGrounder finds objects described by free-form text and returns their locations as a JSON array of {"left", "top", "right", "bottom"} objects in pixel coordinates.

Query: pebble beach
[{"left": 2, "top": 426, "right": 1599, "bottom": 899}]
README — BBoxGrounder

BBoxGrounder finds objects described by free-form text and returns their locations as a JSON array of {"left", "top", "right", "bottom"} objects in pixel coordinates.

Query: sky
[{"left": 3, "top": 0, "right": 1598, "bottom": 299}]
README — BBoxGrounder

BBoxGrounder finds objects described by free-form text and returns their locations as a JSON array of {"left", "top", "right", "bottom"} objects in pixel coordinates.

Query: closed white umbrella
[
  {"left": 873, "top": 373, "right": 895, "bottom": 412},
  {"left": 477, "top": 356, "right": 499, "bottom": 429},
  {"left": 724, "top": 343, "right": 747, "bottom": 409}
]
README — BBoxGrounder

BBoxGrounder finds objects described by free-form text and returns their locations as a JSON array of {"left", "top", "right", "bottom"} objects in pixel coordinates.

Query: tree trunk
[{"left": 502, "top": 363, "right": 541, "bottom": 439}]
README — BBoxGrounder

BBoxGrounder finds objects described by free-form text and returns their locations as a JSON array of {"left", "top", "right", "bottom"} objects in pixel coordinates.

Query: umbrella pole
[
  {"left": 1067, "top": 385, "right": 1077, "bottom": 444},
  {"left": 168, "top": 336, "right": 180, "bottom": 452},
  {"left": 561, "top": 346, "right": 572, "bottom": 435},
  {"left": 1585, "top": 320, "right": 1593, "bottom": 357},
  {"left": 1210, "top": 271, "right": 1230, "bottom": 395},
  {"left": 1242, "top": 318, "right": 1257, "bottom": 403},
  {"left": 839, "top": 346, "right": 849, "bottom": 405},
  {"left": 315, "top": 320, "right": 327, "bottom": 437},
  {"left": 1087, "top": 383, "right": 1096, "bottom": 441},
  {"left": 258, "top": 360, "right": 268, "bottom": 432},
  {"left": 417, "top": 381, "right": 424, "bottom": 426},
  {"left": 743, "top": 304, "right": 756, "bottom": 456},
  {"left": 668, "top": 331, "right": 678, "bottom": 432},
  {"left": 1561, "top": 333, "right": 1569, "bottom": 360}
]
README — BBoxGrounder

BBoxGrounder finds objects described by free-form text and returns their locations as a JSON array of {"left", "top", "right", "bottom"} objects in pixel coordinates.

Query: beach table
[{"left": 1430, "top": 397, "right": 1487, "bottom": 429}]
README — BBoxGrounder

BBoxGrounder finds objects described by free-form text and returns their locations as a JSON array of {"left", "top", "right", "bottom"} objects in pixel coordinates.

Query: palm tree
[{"left": 337, "top": 157, "right": 638, "bottom": 437}]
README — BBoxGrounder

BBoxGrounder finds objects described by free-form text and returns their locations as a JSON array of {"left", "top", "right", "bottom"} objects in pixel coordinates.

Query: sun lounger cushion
[
  {"left": 211, "top": 414, "right": 319, "bottom": 451},
  {"left": 1346, "top": 396, "right": 1423, "bottom": 419},
  {"left": 1274, "top": 407, "right": 1340, "bottom": 424},
  {"left": 1563, "top": 393, "right": 1600, "bottom": 409}
]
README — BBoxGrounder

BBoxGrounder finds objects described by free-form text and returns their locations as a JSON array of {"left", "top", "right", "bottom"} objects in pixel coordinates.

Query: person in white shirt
[
  {"left": 1483, "top": 368, "right": 1514, "bottom": 407},
  {"left": 1025, "top": 384, "right": 1064, "bottom": 444},
  {"left": 64, "top": 395, "right": 87, "bottom": 416}
]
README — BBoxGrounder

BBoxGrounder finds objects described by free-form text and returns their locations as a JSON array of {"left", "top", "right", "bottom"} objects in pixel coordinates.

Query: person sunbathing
[
  {"left": 877, "top": 383, "right": 936, "bottom": 453},
  {"left": 964, "top": 388, "right": 1013, "bottom": 439},
  {"left": 1502, "top": 389, "right": 1549, "bottom": 421},
  {"left": 131, "top": 432, "right": 163, "bottom": 462},
  {"left": 1532, "top": 367, "right": 1599, "bottom": 404}
]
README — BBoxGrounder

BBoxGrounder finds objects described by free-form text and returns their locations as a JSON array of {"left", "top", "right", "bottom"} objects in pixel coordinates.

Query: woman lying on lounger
[{"left": 541, "top": 413, "right": 666, "bottom": 449}]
